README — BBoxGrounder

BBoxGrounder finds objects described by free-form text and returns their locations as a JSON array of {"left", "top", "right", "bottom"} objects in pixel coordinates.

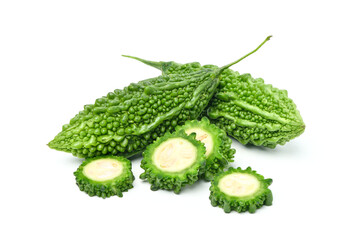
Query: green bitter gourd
[
  {"left": 140, "top": 130, "right": 206, "bottom": 194},
  {"left": 74, "top": 156, "right": 134, "bottom": 198},
  {"left": 176, "top": 117, "right": 235, "bottom": 181},
  {"left": 48, "top": 71, "right": 217, "bottom": 158},
  {"left": 209, "top": 167, "right": 273, "bottom": 213},
  {"left": 48, "top": 36, "right": 271, "bottom": 157},
  {"left": 125, "top": 36, "right": 305, "bottom": 148}
]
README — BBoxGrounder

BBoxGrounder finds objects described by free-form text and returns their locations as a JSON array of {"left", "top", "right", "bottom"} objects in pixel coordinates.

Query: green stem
[
  {"left": 122, "top": 55, "right": 162, "bottom": 70},
  {"left": 218, "top": 35, "right": 272, "bottom": 75}
]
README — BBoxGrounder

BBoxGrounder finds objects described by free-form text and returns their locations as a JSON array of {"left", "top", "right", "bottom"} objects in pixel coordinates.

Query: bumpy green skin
[
  {"left": 74, "top": 156, "right": 134, "bottom": 198},
  {"left": 176, "top": 117, "right": 235, "bottom": 181},
  {"left": 140, "top": 130, "right": 206, "bottom": 194},
  {"left": 204, "top": 72, "right": 305, "bottom": 148},
  {"left": 126, "top": 57, "right": 305, "bottom": 148},
  {"left": 48, "top": 69, "right": 220, "bottom": 158},
  {"left": 209, "top": 167, "right": 273, "bottom": 214}
]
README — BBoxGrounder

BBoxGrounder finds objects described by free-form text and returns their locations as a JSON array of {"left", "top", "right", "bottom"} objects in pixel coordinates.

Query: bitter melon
[
  {"left": 140, "top": 130, "right": 206, "bottom": 194},
  {"left": 74, "top": 156, "right": 134, "bottom": 198},
  {"left": 209, "top": 167, "right": 273, "bottom": 213},
  {"left": 48, "top": 36, "right": 271, "bottom": 158},
  {"left": 176, "top": 117, "right": 235, "bottom": 181},
  {"left": 125, "top": 36, "right": 305, "bottom": 148},
  {"left": 48, "top": 68, "right": 220, "bottom": 158}
]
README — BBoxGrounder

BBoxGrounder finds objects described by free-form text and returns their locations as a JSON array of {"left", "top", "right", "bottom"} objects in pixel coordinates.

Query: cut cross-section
[
  {"left": 210, "top": 167, "right": 273, "bottom": 213},
  {"left": 140, "top": 130, "right": 206, "bottom": 194},
  {"left": 83, "top": 159, "right": 124, "bottom": 182},
  {"left": 74, "top": 156, "right": 134, "bottom": 198},
  {"left": 153, "top": 138, "right": 197, "bottom": 172},
  {"left": 176, "top": 117, "right": 235, "bottom": 181},
  {"left": 218, "top": 173, "right": 260, "bottom": 197},
  {"left": 185, "top": 128, "right": 214, "bottom": 157}
]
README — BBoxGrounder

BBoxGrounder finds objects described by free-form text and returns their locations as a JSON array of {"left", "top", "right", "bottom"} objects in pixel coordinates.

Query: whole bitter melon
[
  {"left": 48, "top": 36, "right": 271, "bottom": 157},
  {"left": 176, "top": 117, "right": 235, "bottom": 181},
  {"left": 74, "top": 156, "right": 134, "bottom": 198},
  {"left": 125, "top": 36, "right": 305, "bottom": 148},
  {"left": 209, "top": 167, "right": 273, "bottom": 213},
  {"left": 140, "top": 130, "right": 206, "bottom": 194}
]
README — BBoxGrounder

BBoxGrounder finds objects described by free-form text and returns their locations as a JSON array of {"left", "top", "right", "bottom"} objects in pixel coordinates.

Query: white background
[{"left": 1, "top": 0, "right": 359, "bottom": 239}]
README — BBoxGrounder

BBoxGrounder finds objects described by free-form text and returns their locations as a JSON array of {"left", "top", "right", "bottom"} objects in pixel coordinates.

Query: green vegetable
[
  {"left": 74, "top": 156, "right": 134, "bottom": 198},
  {"left": 48, "top": 36, "right": 271, "bottom": 157},
  {"left": 125, "top": 36, "right": 305, "bottom": 148},
  {"left": 175, "top": 117, "right": 235, "bottom": 181},
  {"left": 205, "top": 73, "right": 305, "bottom": 148},
  {"left": 48, "top": 66, "right": 219, "bottom": 158},
  {"left": 209, "top": 167, "right": 273, "bottom": 213},
  {"left": 140, "top": 130, "right": 206, "bottom": 194}
]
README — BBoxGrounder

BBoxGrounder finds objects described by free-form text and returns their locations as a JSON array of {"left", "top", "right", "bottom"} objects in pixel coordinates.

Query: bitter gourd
[
  {"left": 74, "top": 156, "right": 134, "bottom": 198},
  {"left": 125, "top": 36, "right": 305, "bottom": 148},
  {"left": 209, "top": 167, "right": 273, "bottom": 213},
  {"left": 205, "top": 74, "right": 305, "bottom": 148},
  {"left": 140, "top": 130, "right": 206, "bottom": 194},
  {"left": 176, "top": 117, "right": 235, "bottom": 181},
  {"left": 48, "top": 68, "right": 219, "bottom": 158},
  {"left": 48, "top": 36, "right": 271, "bottom": 158}
]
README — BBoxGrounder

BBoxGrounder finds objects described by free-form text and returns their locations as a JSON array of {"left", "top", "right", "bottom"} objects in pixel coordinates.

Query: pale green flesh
[
  {"left": 153, "top": 138, "right": 197, "bottom": 172},
  {"left": 83, "top": 159, "right": 123, "bottom": 182},
  {"left": 218, "top": 173, "right": 260, "bottom": 197},
  {"left": 185, "top": 128, "right": 213, "bottom": 158}
]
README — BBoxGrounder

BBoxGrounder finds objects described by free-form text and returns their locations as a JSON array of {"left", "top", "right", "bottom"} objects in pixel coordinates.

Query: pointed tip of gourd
[
  {"left": 47, "top": 143, "right": 56, "bottom": 151},
  {"left": 48, "top": 139, "right": 65, "bottom": 151},
  {"left": 301, "top": 124, "right": 306, "bottom": 134},
  {"left": 47, "top": 140, "right": 56, "bottom": 149},
  {"left": 297, "top": 123, "right": 306, "bottom": 133}
]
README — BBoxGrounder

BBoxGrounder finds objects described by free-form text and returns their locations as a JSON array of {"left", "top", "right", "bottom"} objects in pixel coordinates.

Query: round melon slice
[
  {"left": 176, "top": 117, "right": 236, "bottom": 181},
  {"left": 74, "top": 156, "right": 134, "bottom": 198},
  {"left": 140, "top": 130, "right": 206, "bottom": 194},
  {"left": 209, "top": 167, "right": 273, "bottom": 213}
]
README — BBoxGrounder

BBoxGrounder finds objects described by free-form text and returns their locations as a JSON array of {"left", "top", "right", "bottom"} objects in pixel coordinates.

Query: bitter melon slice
[
  {"left": 176, "top": 117, "right": 235, "bottom": 181},
  {"left": 74, "top": 156, "right": 134, "bottom": 198},
  {"left": 209, "top": 167, "right": 273, "bottom": 213},
  {"left": 140, "top": 130, "right": 206, "bottom": 194}
]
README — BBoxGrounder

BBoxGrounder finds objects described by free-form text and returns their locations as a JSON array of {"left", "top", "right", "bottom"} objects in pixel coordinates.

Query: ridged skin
[
  {"left": 209, "top": 167, "right": 273, "bottom": 213},
  {"left": 205, "top": 71, "right": 305, "bottom": 148},
  {"left": 48, "top": 69, "right": 220, "bottom": 158},
  {"left": 126, "top": 57, "right": 305, "bottom": 148},
  {"left": 176, "top": 117, "right": 235, "bottom": 181},
  {"left": 140, "top": 130, "right": 206, "bottom": 194},
  {"left": 74, "top": 156, "right": 134, "bottom": 198}
]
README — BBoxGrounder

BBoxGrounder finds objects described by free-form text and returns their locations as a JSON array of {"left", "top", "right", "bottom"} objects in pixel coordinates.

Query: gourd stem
[
  {"left": 218, "top": 35, "right": 272, "bottom": 75},
  {"left": 122, "top": 55, "right": 162, "bottom": 70}
]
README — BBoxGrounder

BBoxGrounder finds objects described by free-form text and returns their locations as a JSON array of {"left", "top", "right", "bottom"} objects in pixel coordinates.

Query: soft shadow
[
  {"left": 180, "top": 179, "right": 210, "bottom": 194},
  {"left": 62, "top": 155, "right": 84, "bottom": 168},
  {"left": 128, "top": 152, "right": 143, "bottom": 162},
  {"left": 230, "top": 136, "right": 305, "bottom": 157}
]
